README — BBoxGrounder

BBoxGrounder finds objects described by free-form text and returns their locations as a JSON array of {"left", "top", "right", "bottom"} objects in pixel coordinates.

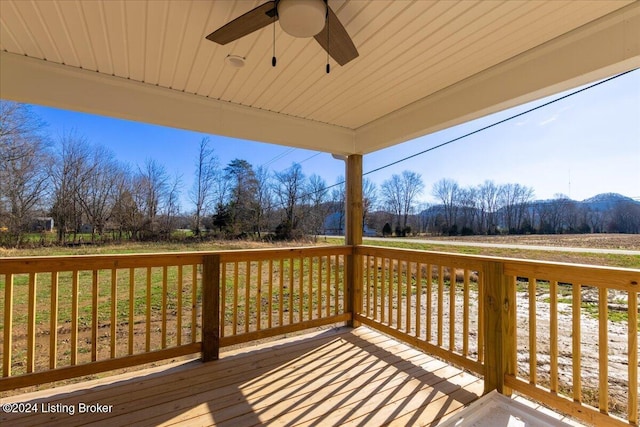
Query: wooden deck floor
[{"left": 1, "top": 326, "right": 483, "bottom": 426}]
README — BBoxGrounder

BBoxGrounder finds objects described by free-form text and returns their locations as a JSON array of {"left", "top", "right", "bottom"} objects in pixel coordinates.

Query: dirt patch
[{"left": 423, "top": 233, "right": 640, "bottom": 250}]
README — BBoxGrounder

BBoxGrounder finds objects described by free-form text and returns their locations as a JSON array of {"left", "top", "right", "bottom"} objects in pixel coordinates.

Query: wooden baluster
[
  {"left": 529, "top": 278, "right": 537, "bottom": 385},
  {"left": 257, "top": 260, "right": 263, "bottom": 331},
  {"left": 71, "top": 271, "right": 79, "bottom": 365},
  {"left": 572, "top": 283, "right": 582, "bottom": 402},
  {"left": 112, "top": 268, "right": 118, "bottom": 356},
  {"left": 426, "top": 264, "right": 432, "bottom": 343},
  {"left": 268, "top": 259, "right": 273, "bottom": 329},
  {"left": 326, "top": 255, "right": 331, "bottom": 318},
  {"left": 308, "top": 257, "right": 314, "bottom": 320},
  {"left": 146, "top": 267, "right": 151, "bottom": 352},
  {"left": 298, "top": 258, "right": 303, "bottom": 322},
  {"left": 462, "top": 269, "right": 469, "bottom": 357},
  {"left": 416, "top": 263, "right": 422, "bottom": 339},
  {"left": 395, "top": 259, "right": 402, "bottom": 330},
  {"left": 334, "top": 255, "right": 340, "bottom": 315},
  {"left": 289, "top": 258, "right": 294, "bottom": 325},
  {"left": 192, "top": 264, "right": 198, "bottom": 343},
  {"left": 438, "top": 265, "right": 444, "bottom": 347},
  {"left": 373, "top": 257, "right": 379, "bottom": 321},
  {"left": 279, "top": 258, "right": 284, "bottom": 326},
  {"left": 161, "top": 266, "right": 168, "bottom": 349},
  {"left": 4, "top": 274, "right": 14, "bottom": 376},
  {"left": 598, "top": 286, "right": 608, "bottom": 414},
  {"left": 628, "top": 289, "right": 638, "bottom": 425},
  {"left": 364, "top": 255, "right": 370, "bottom": 317},
  {"left": 233, "top": 262, "right": 239, "bottom": 335},
  {"left": 129, "top": 268, "right": 135, "bottom": 355},
  {"left": 92, "top": 270, "right": 98, "bottom": 361},
  {"left": 406, "top": 262, "right": 411, "bottom": 333},
  {"left": 50, "top": 272, "right": 58, "bottom": 369},
  {"left": 27, "top": 273, "right": 37, "bottom": 373},
  {"left": 550, "top": 280, "right": 558, "bottom": 393},
  {"left": 380, "top": 258, "right": 386, "bottom": 323},
  {"left": 317, "top": 257, "right": 323, "bottom": 320},
  {"left": 389, "top": 259, "right": 394, "bottom": 328},
  {"left": 177, "top": 265, "right": 183, "bottom": 346},
  {"left": 246, "top": 261, "right": 251, "bottom": 333},
  {"left": 450, "top": 266, "right": 456, "bottom": 351}
]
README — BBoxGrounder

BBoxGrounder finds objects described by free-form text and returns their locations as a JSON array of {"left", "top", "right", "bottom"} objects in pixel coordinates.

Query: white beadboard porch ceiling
[{"left": 1, "top": 1, "right": 639, "bottom": 155}]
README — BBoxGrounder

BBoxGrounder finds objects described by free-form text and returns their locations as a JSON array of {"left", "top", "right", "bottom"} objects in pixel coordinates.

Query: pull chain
[
  {"left": 272, "top": 12, "right": 277, "bottom": 67},
  {"left": 325, "top": 7, "right": 330, "bottom": 74}
]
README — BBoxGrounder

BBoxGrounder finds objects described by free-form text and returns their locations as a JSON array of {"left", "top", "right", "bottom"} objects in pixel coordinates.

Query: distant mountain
[{"left": 581, "top": 193, "right": 640, "bottom": 211}]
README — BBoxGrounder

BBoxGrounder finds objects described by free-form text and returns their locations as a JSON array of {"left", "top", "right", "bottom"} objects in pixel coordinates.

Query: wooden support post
[
  {"left": 483, "top": 261, "right": 516, "bottom": 396},
  {"left": 345, "top": 154, "right": 363, "bottom": 327},
  {"left": 202, "top": 254, "right": 220, "bottom": 362}
]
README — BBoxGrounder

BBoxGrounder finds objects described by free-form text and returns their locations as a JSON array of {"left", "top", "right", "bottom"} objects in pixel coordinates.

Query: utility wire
[
  {"left": 267, "top": 69, "right": 638, "bottom": 209},
  {"left": 363, "top": 69, "right": 637, "bottom": 178}
]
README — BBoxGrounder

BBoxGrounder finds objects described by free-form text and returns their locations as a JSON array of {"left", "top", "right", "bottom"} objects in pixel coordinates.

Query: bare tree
[
  {"left": 432, "top": 178, "right": 459, "bottom": 234},
  {"left": 0, "top": 101, "right": 52, "bottom": 246},
  {"left": 608, "top": 201, "right": 640, "bottom": 233},
  {"left": 109, "top": 166, "right": 136, "bottom": 240},
  {"left": 50, "top": 132, "right": 95, "bottom": 243},
  {"left": 158, "top": 173, "right": 183, "bottom": 239},
  {"left": 254, "top": 165, "right": 273, "bottom": 237},
  {"left": 0, "top": 101, "right": 47, "bottom": 163},
  {"left": 381, "top": 174, "right": 402, "bottom": 229},
  {"left": 273, "top": 163, "right": 306, "bottom": 239},
  {"left": 499, "top": 183, "right": 535, "bottom": 233},
  {"left": 458, "top": 186, "right": 478, "bottom": 234},
  {"left": 76, "top": 145, "right": 123, "bottom": 241},
  {"left": 362, "top": 178, "right": 377, "bottom": 232},
  {"left": 305, "top": 174, "right": 328, "bottom": 237},
  {"left": 190, "top": 138, "right": 218, "bottom": 237},
  {"left": 477, "top": 180, "right": 500, "bottom": 234},
  {"left": 328, "top": 176, "right": 346, "bottom": 235},
  {"left": 136, "top": 158, "right": 170, "bottom": 239},
  {"left": 381, "top": 171, "right": 424, "bottom": 234}
]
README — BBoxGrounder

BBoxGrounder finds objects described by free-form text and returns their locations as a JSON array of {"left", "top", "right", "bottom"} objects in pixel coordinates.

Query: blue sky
[{"left": 29, "top": 69, "right": 639, "bottom": 209}]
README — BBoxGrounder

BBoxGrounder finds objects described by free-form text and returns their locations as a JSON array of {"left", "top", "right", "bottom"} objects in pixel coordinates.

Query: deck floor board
[{"left": 1, "top": 327, "right": 483, "bottom": 426}]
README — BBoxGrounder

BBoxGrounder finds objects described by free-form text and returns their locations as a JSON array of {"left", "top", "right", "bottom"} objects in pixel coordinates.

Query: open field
[
  {"left": 2, "top": 234, "right": 639, "bottom": 268},
  {"left": 411, "top": 233, "right": 640, "bottom": 250}
]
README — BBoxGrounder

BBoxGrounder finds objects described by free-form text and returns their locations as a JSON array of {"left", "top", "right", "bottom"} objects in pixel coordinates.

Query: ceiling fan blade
[
  {"left": 314, "top": 6, "right": 358, "bottom": 66},
  {"left": 206, "top": 1, "right": 277, "bottom": 45}
]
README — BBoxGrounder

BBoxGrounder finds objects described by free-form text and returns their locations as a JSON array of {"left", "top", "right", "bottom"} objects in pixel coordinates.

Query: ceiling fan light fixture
[{"left": 277, "top": 0, "right": 327, "bottom": 38}]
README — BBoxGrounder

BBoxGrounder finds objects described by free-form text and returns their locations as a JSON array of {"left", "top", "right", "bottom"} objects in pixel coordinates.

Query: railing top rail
[
  {"left": 0, "top": 245, "right": 354, "bottom": 274},
  {"left": 0, "top": 252, "right": 207, "bottom": 274},
  {"left": 217, "top": 245, "right": 352, "bottom": 262},
  {"left": 357, "top": 245, "right": 640, "bottom": 290}
]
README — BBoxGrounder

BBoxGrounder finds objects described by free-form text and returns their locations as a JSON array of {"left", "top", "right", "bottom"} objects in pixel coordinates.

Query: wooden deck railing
[
  {"left": 1, "top": 253, "right": 204, "bottom": 390},
  {"left": 500, "top": 258, "right": 639, "bottom": 427},
  {"left": 214, "top": 246, "right": 351, "bottom": 348},
  {"left": 0, "top": 246, "right": 350, "bottom": 390},
  {"left": 353, "top": 246, "right": 485, "bottom": 376},
  {"left": 354, "top": 245, "right": 639, "bottom": 427},
  {"left": 1, "top": 244, "right": 637, "bottom": 426}
]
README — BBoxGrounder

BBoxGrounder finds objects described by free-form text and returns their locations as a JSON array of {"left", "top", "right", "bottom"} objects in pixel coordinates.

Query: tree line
[
  {"left": 377, "top": 179, "right": 640, "bottom": 236},
  {"left": 1, "top": 101, "right": 638, "bottom": 247}
]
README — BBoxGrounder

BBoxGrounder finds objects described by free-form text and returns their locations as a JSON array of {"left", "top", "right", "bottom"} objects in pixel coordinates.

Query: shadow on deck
[{"left": 1, "top": 326, "right": 483, "bottom": 426}]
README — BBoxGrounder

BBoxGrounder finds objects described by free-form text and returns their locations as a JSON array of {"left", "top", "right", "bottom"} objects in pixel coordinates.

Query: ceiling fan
[{"left": 205, "top": 0, "right": 359, "bottom": 69}]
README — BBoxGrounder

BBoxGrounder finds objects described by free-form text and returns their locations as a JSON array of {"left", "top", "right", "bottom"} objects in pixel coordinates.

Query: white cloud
[{"left": 539, "top": 114, "right": 558, "bottom": 126}]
